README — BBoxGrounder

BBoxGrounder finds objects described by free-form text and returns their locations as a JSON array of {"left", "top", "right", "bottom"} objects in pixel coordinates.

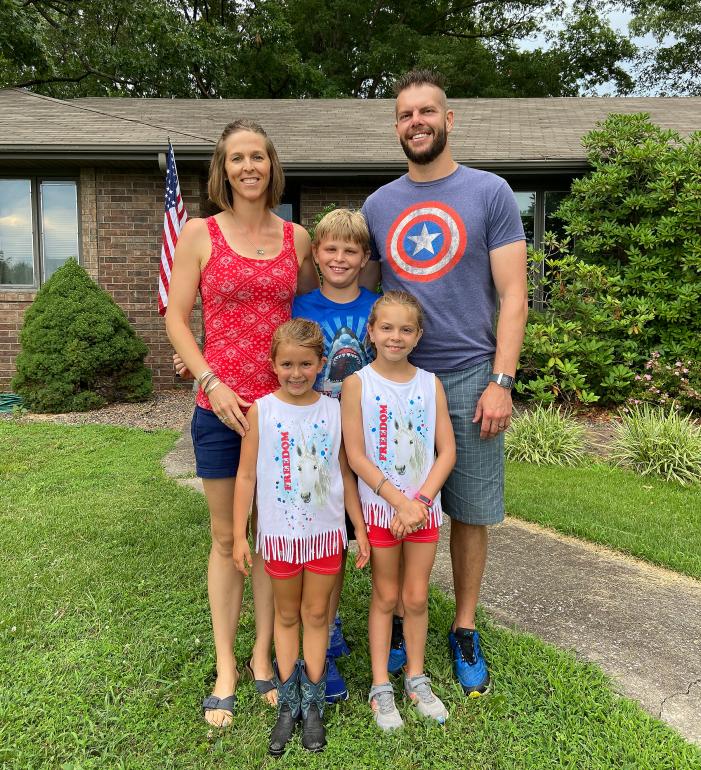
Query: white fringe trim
[
  {"left": 362, "top": 500, "right": 443, "bottom": 529},
  {"left": 256, "top": 527, "right": 347, "bottom": 563}
]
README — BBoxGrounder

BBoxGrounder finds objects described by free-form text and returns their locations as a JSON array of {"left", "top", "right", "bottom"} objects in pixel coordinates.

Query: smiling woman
[{"left": 164, "top": 119, "right": 318, "bottom": 729}]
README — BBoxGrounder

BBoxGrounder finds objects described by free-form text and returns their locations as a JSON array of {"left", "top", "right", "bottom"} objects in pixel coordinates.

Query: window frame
[{"left": 0, "top": 175, "right": 81, "bottom": 290}]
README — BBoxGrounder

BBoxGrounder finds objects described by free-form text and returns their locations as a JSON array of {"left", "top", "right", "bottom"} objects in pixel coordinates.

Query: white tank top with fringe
[
  {"left": 356, "top": 364, "right": 443, "bottom": 529},
  {"left": 255, "top": 392, "right": 347, "bottom": 562}
]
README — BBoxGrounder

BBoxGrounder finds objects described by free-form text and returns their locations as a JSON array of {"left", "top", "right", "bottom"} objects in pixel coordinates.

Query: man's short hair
[
  {"left": 392, "top": 69, "right": 447, "bottom": 98},
  {"left": 313, "top": 208, "right": 370, "bottom": 252}
]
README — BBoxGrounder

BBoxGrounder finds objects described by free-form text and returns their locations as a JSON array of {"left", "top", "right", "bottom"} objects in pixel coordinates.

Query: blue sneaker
[
  {"left": 324, "top": 655, "right": 349, "bottom": 703},
  {"left": 448, "top": 627, "right": 491, "bottom": 696},
  {"left": 388, "top": 615, "right": 407, "bottom": 675},
  {"left": 328, "top": 615, "right": 351, "bottom": 658}
]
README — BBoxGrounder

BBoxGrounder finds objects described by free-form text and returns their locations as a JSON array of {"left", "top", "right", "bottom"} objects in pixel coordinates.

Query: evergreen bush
[{"left": 11, "top": 259, "right": 152, "bottom": 413}]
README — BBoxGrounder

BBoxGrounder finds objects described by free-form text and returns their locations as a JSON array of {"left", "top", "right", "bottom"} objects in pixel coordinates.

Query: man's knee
[{"left": 451, "top": 521, "right": 488, "bottom": 546}]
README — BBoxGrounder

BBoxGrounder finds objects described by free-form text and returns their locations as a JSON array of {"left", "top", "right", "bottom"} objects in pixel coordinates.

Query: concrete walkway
[{"left": 163, "top": 430, "right": 701, "bottom": 747}]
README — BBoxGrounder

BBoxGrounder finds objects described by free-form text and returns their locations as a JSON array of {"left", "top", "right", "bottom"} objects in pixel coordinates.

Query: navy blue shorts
[{"left": 190, "top": 405, "right": 242, "bottom": 479}]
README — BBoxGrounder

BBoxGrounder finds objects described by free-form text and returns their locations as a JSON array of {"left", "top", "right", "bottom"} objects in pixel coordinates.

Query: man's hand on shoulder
[{"left": 473, "top": 382, "right": 512, "bottom": 439}]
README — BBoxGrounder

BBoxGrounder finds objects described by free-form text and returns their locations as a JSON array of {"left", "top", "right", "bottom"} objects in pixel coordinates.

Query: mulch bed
[{"left": 2, "top": 389, "right": 195, "bottom": 432}]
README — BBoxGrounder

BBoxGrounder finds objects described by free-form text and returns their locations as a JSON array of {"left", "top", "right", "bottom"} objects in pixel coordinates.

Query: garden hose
[{"left": 0, "top": 393, "right": 24, "bottom": 413}]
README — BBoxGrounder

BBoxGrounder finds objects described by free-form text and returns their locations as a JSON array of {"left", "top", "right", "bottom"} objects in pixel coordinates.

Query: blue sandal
[
  {"left": 244, "top": 658, "right": 276, "bottom": 697},
  {"left": 202, "top": 694, "right": 236, "bottom": 725}
]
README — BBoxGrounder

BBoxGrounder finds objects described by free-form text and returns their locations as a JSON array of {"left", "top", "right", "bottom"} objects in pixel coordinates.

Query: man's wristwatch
[{"left": 489, "top": 372, "right": 515, "bottom": 390}]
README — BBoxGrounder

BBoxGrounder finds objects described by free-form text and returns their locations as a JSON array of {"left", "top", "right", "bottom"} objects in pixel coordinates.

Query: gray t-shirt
[{"left": 362, "top": 165, "right": 525, "bottom": 373}]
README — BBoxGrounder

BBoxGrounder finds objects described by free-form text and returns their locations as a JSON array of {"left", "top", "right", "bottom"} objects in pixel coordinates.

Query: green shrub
[
  {"left": 11, "top": 259, "right": 152, "bottom": 413},
  {"left": 556, "top": 113, "right": 701, "bottom": 363},
  {"left": 505, "top": 405, "right": 588, "bottom": 466},
  {"left": 519, "top": 113, "right": 701, "bottom": 408},
  {"left": 610, "top": 404, "right": 701, "bottom": 485},
  {"left": 518, "top": 249, "right": 644, "bottom": 405}
]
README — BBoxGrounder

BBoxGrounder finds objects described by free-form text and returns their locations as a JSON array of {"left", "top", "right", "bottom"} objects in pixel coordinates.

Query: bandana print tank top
[{"left": 196, "top": 216, "right": 298, "bottom": 410}]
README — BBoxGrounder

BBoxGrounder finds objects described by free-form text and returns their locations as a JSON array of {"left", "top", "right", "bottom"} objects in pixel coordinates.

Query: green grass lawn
[
  {"left": 505, "top": 460, "right": 701, "bottom": 579},
  {"left": 2, "top": 422, "right": 700, "bottom": 769}
]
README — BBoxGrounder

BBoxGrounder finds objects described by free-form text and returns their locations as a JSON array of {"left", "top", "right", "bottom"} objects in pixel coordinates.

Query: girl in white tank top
[
  {"left": 233, "top": 319, "right": 369, "bottom": 754},
  {"left": 341, "top": 291, "right": 456, "bottom": 729}
]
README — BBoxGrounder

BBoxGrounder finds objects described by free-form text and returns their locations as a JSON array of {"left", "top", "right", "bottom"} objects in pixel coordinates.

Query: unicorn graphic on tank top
[
  {"left": 392, "top": 408, "right": 427, "bottom": 484},
  {"left": 295, "top": 427, "right": 331, "bottom": 507}
]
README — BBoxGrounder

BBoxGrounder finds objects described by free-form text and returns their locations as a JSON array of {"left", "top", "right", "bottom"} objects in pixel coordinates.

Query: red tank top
[{"left": 196, "top": 216, "right": 298, "bottom": 410}]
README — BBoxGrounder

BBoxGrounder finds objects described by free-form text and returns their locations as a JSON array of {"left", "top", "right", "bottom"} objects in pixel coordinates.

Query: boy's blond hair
[{"left": 313, "top": 208, "right": 370, "bottom": 252}]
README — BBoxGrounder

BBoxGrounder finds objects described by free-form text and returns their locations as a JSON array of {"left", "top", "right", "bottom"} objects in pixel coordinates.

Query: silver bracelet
[
  {"left": 204, "top": 377, "right": 221, "bottom": 395},
  {"left": 197, "top": 369, "right": 215, "bottom": 384},
  {"left": 373, "top": 476, "right": 388, "bottom": 496}
]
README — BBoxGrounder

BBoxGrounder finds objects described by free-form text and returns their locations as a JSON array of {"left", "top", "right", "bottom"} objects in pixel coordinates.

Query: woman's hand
[
  {"left": 233, "top": 537, "right": 252, "bottom": 576},
  {"left": 208, "top": 383, "right": 252, "bottom": 436},
  {"left": 354, "top": 529, "right": 371, "bottom": 569}
]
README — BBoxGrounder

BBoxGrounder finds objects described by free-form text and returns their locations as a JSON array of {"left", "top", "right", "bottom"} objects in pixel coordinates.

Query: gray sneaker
[
  {"left": 368, "top": 683, "right": 404, "bottom": 731},
  {"left": 404, "top": 674, "right": 448, "bottom": 724}
]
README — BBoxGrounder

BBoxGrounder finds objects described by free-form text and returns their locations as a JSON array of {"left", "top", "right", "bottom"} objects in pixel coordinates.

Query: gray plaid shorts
[{"left": 437, "top": 360, "right": 504, "bottom": 526}]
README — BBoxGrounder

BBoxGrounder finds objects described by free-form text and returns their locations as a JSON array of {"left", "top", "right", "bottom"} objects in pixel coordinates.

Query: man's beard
[{"left": 399, "top": 123, "right": 448, "bottom": 165}]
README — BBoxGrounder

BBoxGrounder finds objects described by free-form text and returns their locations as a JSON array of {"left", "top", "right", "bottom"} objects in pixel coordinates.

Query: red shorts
[
  {"left": 367, "top": 522, "right": 440, "bottom": 548},
  {"left": 265, "top": 540, "right": 344, "bottom": 580}
]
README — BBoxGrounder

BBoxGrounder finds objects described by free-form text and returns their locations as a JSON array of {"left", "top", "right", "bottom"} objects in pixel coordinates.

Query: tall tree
[
  {"left": 628, "top": 0, "right": 701, "bottom": 95},
  {"left": 0, "top": 0, "right": 635, "bottom": 98}
]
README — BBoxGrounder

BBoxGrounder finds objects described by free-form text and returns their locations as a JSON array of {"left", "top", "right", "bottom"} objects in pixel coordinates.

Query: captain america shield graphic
[{"left": 385, "top": 201, "right": 466, "bottom": 282}]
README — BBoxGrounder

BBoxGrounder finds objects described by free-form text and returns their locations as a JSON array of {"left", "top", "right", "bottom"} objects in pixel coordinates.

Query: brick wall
[
  {"left": 300, "top": 183, "right": 379, "bottom": 227},
  {"left": 93, "top": 168, "right": 205, "bottom": 390},
  {"left": 0, "top": 289, "right": 36, "bottom": 389}
]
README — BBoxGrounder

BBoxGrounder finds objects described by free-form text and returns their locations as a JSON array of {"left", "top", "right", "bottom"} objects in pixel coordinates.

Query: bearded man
[{"left": 360, "top": 70, "right": 528, "bottom": 695}]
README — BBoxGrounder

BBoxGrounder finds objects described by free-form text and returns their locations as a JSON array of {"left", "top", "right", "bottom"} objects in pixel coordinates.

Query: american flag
[{"left": 157, "top": 141, "right": 188, "bottom": 315}]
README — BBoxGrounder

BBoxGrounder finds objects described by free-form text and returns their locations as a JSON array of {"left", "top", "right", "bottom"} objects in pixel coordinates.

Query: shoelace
[
  {"left": 409, "top": 677, "right": 436, "bottom": 704},
  {"left": 374, "top": 689, "right": 397, "bottom": 714},
  {"left": 455, "top": 633, "right": 477, "bottom": 664}
]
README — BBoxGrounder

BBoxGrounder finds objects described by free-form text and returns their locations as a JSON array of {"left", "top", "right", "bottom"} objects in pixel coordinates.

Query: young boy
[{"left": 292, "top": 208, "right": 378, "bottom": 702}]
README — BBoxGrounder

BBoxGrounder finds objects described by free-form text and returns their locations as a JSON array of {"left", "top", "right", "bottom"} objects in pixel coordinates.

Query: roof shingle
[{"left": 2, "top": 88, "right": 700, "bottom": 169}]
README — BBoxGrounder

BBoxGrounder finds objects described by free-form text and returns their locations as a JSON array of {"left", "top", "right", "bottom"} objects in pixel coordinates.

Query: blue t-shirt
[
  {"left": 362, "top": 164, "right": 525, "bottom": 373},
  {"left": 292, "top": 287, "right": 377, "bottom": 399}
]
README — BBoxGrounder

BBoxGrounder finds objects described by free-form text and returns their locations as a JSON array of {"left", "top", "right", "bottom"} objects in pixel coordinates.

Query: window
[
  {"left": 273, "top": 203, "right": 294, "bottom": 222},
  {"left": 0, "top": 179, "right": 79, "bottom": 287},
  {"left": 544, "top": 191, "right": 569, "bottom": 244},
  {"left": 514, "top": 191, "right": 536, "bottom": 247}
]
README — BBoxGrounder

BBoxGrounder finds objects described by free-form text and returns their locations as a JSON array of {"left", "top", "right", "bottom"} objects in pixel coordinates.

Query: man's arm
[{"left": 473, "top": 239, "right": 528, "bottom": 439}]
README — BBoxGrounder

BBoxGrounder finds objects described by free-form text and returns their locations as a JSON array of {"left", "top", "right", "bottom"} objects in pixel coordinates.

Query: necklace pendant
[{"left": 256, "top": 248, "right": 265, "bottom": 256}]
